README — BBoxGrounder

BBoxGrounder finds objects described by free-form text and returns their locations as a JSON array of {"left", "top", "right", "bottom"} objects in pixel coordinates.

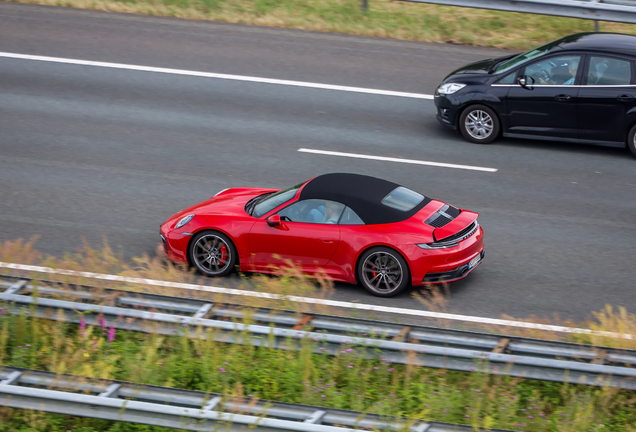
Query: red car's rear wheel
[
  {"left": 190, "top": 231, "right": 237, "bottom": 277},
  {"left": 358, "top": 247, "right": 410, "bottom": 297}
]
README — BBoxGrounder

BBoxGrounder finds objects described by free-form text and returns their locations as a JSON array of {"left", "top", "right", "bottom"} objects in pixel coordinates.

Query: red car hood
[
  {"left": 165, "top": 187, "right": 277, "bottom": 226},
  {"left": 366, "top": 200, "right": 478, "bottom": 242}
]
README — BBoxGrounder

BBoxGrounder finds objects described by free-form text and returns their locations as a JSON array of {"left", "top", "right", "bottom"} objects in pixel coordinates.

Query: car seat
[
  {"left": 551, "top": 64, "right": 571, "bottom": 84},
  {"left": 597, "top": 63, "right": 630, "bottom": 86},
  {"left": 589, "top": 58, "right": 608, "bottom": 84},
  {"left": 306, "top": 206, "right": 325, "bottom": 223}
]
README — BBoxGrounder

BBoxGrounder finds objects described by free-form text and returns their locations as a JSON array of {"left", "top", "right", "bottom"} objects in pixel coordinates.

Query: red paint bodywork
[{"left": 160, "top": 184, "right": 484, "bottom": 287}]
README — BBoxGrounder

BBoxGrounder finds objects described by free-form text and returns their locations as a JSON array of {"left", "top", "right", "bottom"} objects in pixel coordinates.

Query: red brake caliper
[{"left": 219, "top": 245, "right": 228, "bottom": 265}]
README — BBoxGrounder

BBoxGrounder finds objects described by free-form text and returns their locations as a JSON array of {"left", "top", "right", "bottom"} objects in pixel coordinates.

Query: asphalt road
[{"left": 1, "top": 2, "right": 635, "bottom": 323}]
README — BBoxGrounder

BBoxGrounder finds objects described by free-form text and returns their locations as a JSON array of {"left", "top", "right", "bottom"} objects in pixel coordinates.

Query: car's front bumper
[
  {"left": 160, "top": 223, "right": 191, "bottom": 265},
  {"left": 434, "top": 94, "right": 459, "bottom": 130}
]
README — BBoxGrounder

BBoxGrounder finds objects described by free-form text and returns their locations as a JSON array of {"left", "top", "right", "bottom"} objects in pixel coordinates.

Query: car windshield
[
  {"left": 381, "top": 186, "right": 425, "bottom": 211},
  {"left": 252, "top": 181, "right": 305, "bottom": 218},
  {"left": 493, "top": 38, "right": 564, "bottom": 74}
]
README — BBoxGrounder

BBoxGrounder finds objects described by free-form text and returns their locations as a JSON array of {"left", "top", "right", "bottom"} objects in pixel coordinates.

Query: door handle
[
  {"left": 321, "top": 238, "right": 337, "bottom": 243},
  {"left": 554, "top": 94, "right": 572, "bottom": 102},
  {"left": 618, "top": 94, "right": 634, "bottom": 102}
]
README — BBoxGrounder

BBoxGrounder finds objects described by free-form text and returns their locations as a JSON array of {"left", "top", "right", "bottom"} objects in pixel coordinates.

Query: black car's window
[
  {"left": 523, "top": 55, "right": 581, "bottom": 86},
  {"left": 381, "top": 187, "right": 424, "bottom": 212},
  {"left": 497, "top": 72, "right": 517, "bottom": 84},
  {"left": 339, "top": 207, "right": 364, "bottom": 225},
  {"left": 586, "top": 57, "right": 632, "bottom": 86},
  {"left": 278, "top": 199, "right": 344, "bottom": 224},
  {"left": 253, "top": 181, "right": 305, "bottom": 218}
]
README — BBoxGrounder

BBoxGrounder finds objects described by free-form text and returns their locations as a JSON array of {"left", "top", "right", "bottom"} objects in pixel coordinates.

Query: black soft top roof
[{"left": 299, "top": 173, "right": 431, "bottom": 225}]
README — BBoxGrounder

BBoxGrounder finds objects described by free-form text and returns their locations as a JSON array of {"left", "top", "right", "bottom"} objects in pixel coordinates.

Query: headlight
[
  {"left": 417, "top": 242, "right": 458, "bottom": 250},
  {"left": 175, "top": 214, "right": 194, "bottom": 229},
  {"left": 437, "top": 83, "right": 467, "bottom": 95}
]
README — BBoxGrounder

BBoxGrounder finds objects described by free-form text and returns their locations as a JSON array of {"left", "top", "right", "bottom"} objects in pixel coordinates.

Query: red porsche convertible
[{"left": 160, "top": 173, "right": 484, "bottom": 297}]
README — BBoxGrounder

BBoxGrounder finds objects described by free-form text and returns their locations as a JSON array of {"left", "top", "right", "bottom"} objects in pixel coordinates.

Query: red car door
[{"left": 248, "top": 220, "right": 340, "bottom": 271}]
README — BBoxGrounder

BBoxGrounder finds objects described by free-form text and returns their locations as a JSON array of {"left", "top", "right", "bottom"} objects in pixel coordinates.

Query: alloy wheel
[
  {"left": 361, "top": 251, "right": 403, "bottom": 295},
  {"left": 192, "top": 234, "right": 232, "bottom": 275},
  {"left": 464, "top": 110, "right": 494, "bottom": 140}
]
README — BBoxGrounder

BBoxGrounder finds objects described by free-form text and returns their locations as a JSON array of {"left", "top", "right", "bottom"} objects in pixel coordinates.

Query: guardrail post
[
  {"left": 98, "top": 383, "right": 121, "bottom": 398},
  {"left": 362, "top": 0, "right": 368, "bottom": 13},
  {"left": 303, "top": 410, "right": 327, "bottom": 424},
  {"left": 203, "top": 396, "right": 222, "bottom": 411},
  {"left": 193, "top": 303, "right": 213, "bottom": 319},
  {"left": 3, "top": 280, "right": 28, "bottom": 295},
  {"left": 0, "top": 371, "right": 22, "bottom": 386},
  {"left": 413, "top": 423, "right": 432, "bottom": 432}
]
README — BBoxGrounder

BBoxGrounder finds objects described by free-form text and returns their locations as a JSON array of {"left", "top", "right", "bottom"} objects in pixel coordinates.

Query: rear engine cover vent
[{"left": 425, "top": 205, "right": 460, "bottom": 228}]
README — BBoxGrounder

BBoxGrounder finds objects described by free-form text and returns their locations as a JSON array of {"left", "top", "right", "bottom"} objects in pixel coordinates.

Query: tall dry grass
[
  {"left": 0, "top": 236, "right": 338, "bottom": 315},
  {"left": 1, "top": 236, "right": 634, "bottom": 349},
  {"left": 414, "top": 285, "right": 636, "bottom": 350}
]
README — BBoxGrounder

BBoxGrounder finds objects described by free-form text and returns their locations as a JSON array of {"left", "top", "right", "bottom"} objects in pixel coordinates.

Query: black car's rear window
[{"left": 381, "top": 187, "right": 424, "bottom": 211}]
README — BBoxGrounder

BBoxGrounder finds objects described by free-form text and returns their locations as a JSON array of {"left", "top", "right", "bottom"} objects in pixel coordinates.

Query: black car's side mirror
[{"left": 518, "top": 75, "right": 535, "bottom": 89}]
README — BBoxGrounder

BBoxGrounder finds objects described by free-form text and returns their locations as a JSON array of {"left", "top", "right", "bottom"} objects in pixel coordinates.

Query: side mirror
[
  {"left": 266, "top": 214, "right": 281, "bottom": 227},
  {"left": 518, "top": 75, "right": 534, "bottom": 89}
]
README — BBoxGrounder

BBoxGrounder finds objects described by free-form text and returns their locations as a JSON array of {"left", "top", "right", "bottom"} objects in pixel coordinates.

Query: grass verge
[
  {"left": 7, "top": 0, "right": 636, "bottom": 51},
  {"left": 1, "top": 310, "right": 635, "bottom": 431},
  {"left": 0, "top": 236, "right": 635, "bottom": 430}
]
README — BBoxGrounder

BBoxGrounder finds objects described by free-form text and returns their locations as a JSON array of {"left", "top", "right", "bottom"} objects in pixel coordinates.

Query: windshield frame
[{"left": 252, "top": 181, "right": 306, "bottom": 218}]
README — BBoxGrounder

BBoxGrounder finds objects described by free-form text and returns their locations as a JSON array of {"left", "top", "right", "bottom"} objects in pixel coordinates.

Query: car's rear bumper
[
  {"left": 421, "top": 249, "right": 484, "bottom": 284},
  {"left": 406, "top": 225, "right": 484, "bottom": 286}
]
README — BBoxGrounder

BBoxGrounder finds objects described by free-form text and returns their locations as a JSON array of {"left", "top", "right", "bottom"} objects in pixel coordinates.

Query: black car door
[
  {"left": 577, "top": 55, "right": 635, "bottom": 144},
  {"left": 505, "top": 55, "right": 582, "bottom": 139}
]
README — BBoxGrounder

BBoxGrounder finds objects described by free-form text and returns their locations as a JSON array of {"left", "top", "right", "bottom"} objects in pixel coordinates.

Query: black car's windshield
[
  {"left": 493, "top": 38, "right": 564, "bottom": 74},
  {"left": 252, "top": 181, "right": 305, "bottom": 218}
]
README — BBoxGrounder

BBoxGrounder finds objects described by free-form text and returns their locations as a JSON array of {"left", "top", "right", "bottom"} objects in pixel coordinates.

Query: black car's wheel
[
  {"left": 628, "top": 124, "right": 636, "bottom": 158},
  {"left": 190, "top": 231, "right": 237, "bottom": 277},
  {"left": 358, "top": 247, "right": 410, "bottom": 297},
  {"left": 459, "top": 104, "right": 500, "bottom": 144}
]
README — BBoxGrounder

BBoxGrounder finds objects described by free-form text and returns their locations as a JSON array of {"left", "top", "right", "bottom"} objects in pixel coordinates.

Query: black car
[{"left": 434, "top": 32, "right": 636, "bottom": 157}]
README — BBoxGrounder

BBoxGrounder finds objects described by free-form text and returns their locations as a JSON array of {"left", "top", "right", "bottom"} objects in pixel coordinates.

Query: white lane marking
[
  {"left": 298, "top": 148, "right": 498, "bottom": 172},
  {"left": 0, "top": 52, "right": 434, "bottom": 100},
  {"left": 0, "top": 262, "right": 631, "bottom": 340}
]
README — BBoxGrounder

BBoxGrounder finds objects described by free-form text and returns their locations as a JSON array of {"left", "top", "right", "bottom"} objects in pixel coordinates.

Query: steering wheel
[{"left": 539, "top": 69, "right": 553, "bottom": 84}]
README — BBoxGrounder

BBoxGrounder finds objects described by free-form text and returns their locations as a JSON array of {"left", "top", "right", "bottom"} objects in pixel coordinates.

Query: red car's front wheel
[
  {"left": 358, "top": 247, "right": 410, "bottom": 297},
  {"left": 190, "top": 231, "right": 237, "bottom": 277}
]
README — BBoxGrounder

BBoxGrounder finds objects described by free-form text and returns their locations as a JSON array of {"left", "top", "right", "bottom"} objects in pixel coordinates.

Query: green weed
[{"left": 0, "top": 308, "right": 635, "bottom": 431}]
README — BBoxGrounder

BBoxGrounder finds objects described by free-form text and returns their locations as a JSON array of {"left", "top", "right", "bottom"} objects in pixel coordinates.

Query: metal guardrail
[
  {"left": 0, "top": 366, "right": 516, "bottom": 432},
  {"left": 1, "top": 276, "right": 635, "bottom": 390},
  {"left": 394, "top": 0, "right": 636, "bottom": 25}
]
